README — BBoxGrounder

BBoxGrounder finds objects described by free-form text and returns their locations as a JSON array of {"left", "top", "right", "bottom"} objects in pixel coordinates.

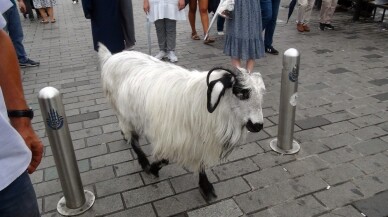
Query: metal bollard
[
  {"left": 38, "top": 87, "right": 95, "bottom": 216},
  {"left": 270, "top": 48, "right": 301, "bottom": 154}
]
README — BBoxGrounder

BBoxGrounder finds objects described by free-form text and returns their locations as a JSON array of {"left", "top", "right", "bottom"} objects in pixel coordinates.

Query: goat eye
[{"left": 236, "top": 90, "right": 250, "bottom": 100}]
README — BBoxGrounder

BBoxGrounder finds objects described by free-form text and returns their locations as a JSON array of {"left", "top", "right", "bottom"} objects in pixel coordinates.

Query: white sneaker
[
  {"left": 167, "top": 51, "right": 178, "bottom": 63},
  {"left": 154, "top": 51, "right": 167, "bottom": 60},
  {"left": 217, "top": 31, "right": 224, "bottom": 36},
  {"left": 72, "top": 0, "right": 77, "bottom": 4}
]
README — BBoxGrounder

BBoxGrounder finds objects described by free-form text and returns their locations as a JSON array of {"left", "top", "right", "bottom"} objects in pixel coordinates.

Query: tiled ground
[{"left": 17, "top": 0, "right": 388, "bottom": 216}]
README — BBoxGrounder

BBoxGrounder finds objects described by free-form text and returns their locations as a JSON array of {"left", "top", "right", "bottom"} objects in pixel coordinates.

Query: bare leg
[
  {"left": 231, "top": 58, "right": 241, "bottom": 68},
  {"left": 38, "top": 8, "right": 48, "bottom": 22},
  {"left": 246, "top": 59, "right": 255, "bottom": 73},
  {"left": 198, "top": 169, "right": 217, "bottom": 201},
  {"left": 188, "top": 0, "right": 198, "bottom": 37},
  {"left": 46, "top": 7, "right": 54, "bottom": 21},
  {"left": 198, "top": 0, "right": 209, "bottom": 36}
]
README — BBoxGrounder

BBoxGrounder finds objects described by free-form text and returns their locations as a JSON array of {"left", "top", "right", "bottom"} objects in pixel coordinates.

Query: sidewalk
[{"left": 18, "top": 1, "right": 388, "bottom": 216}]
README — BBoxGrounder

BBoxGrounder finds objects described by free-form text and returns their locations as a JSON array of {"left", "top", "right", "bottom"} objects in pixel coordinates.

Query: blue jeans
[
  {"left": 3, "top": 3, "right": 29, "bottom": 63},
  {"left": 260, "top": 0, "right": 281, "bottom": 49},
  {"left": 0, "top": 171, "right": 40, "bottom": 217}
]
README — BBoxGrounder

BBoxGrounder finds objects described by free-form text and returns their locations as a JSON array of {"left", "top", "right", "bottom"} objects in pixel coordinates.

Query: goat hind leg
[
  {"left": 130, "top": 132, "right": 151, "bottom": 172},
  {"left": 149, "top": 159, "right": 169, "bottom": 177},
  {"left": 198, "top": 169, "right": 217, "bottom": 201}
]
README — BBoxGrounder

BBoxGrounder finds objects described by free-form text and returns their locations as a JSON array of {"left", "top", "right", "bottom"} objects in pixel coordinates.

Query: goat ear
[{"left": 207, "top": 74, "right": 234, "bottom": 113}]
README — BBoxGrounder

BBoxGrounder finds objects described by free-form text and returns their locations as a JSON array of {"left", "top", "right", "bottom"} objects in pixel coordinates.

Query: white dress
[{"left": 148, "top": 0, "right": 186, "bottom": 22}]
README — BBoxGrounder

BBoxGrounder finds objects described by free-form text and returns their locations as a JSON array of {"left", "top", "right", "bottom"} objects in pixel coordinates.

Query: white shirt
[
  {"left": 148, "top": 0, "right": 186, "bottom": 22},
  {"left": 0, "top": 0, "right": 32, "bottom": 190}
]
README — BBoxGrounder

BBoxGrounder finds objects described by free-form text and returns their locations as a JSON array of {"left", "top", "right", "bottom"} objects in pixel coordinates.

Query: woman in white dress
[
  {"left": 143, "top": 0, "right": 186, "bottom": 63},
  {"left": 32, "top": 0, "right": 56, "bottom": 23}
]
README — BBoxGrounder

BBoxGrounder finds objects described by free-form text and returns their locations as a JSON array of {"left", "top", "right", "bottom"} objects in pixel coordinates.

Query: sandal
[
  {"left": 40, "top": 20, "right": 49, "bottom": 24},
  {"left": 191, "top": 32, "right": 200, "bottom": 40},
  {"left": 204, "top": 36, "right": 215, "bottom": 44},
  {"left": 51, "top": 19, "right": 56, "bottom": 23}
]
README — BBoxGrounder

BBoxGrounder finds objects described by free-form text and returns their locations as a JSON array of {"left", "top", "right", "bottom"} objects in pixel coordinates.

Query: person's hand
[
  {"left": 143, "top": 0, "right": 150, "bottom": 14},
  {"left": 11, "top": 118, "right": 44, "bottom": 174},
  {"left": 178, "top": 0, "right": 185, "bottom": 10},
  {"left": 17, "top": 0, "right": 26, "bottom": 13}
]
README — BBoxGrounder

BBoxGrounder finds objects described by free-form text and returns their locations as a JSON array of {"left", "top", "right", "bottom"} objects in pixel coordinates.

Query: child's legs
[
  {"left": 165, "top": 19, "right": 177, "bottom": 51},
  {"left": 188, "top": 0, "right": 198, "bottom": 33},
  {"left": 198, "top": 0, "right": 209, "bottom": 34},
  {"left": 155, "top": 19, "right": 167, "bottom": 51}
]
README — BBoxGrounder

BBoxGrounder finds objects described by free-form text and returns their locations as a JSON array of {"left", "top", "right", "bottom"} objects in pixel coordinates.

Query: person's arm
[
  {"left": 16, "top": 0, "right": 26, "bottom": 13},
  {"left": 0, "top": 29, "right": 43, "bottom": 174},
  {"left": 144, "top": 0, "right": 150, "bottom": 14}
]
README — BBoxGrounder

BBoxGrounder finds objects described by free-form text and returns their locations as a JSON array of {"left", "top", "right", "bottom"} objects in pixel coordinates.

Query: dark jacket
[{"left": 81, "top": 0, "right": 124, "bottom": 53}]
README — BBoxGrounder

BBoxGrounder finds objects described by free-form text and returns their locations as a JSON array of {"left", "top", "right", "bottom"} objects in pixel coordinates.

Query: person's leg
[
  {"left": 326, "top": 0, "right": 338, "bottom": 24},
  {"left": 0, "top": 172, "right": 40, "bottom": 217},
  {"left": 304, "top": 0, "right": 315, "bottom": 23},
  {"left": 217, "top": 16, "right": 225, "bottom": 32},
  {"left": 3, "top": 5, "right": 29, "bottom": 63},
  {"left": 119, "top": 0, "right": 136, "bottom": 49},
  {"left": 188, "top": 0, "right": 199, "bottom": 38},
  {"left": 260, "top": 0, "right": 272, "bottom": 30},
  {"left": 46, "top": 7, "right": 54, "bottom": 21},
  {"left": 264, "top": 0, "right": 280, "bottom": 49},
  {"left": 198, "top": 0, "right": 210, "bottom": 36},
  {"left": 320, "top": 0, "right": 330, "bottom": 24},
  {"left": 246, "top": 59, "right": 255, "bottom": 73},
  {"left": 165, "top": 19, "right": 177, "bottom": 52},
  {"left": 38, "top": 8, "right": 49, "bottom": 22},
  {"left": 231, "top": 58, "right": 242, "bottom": 68},
  {"left": 154, "top": 19, "right": 167, "bottom": 59},
  {"left": 23, "top": 0, "right": 34, "bottom": 20}
]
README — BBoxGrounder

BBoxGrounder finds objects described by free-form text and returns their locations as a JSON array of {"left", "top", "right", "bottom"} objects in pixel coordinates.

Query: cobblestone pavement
[{"left": 17, "top": 0, "right": 388, "bottom": 216}]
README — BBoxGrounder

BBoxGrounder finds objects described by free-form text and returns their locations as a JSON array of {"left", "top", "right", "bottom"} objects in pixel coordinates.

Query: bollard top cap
[
  {"left": 284, "top": 48, "right": 300, "bottom": 57},
  {"left": 38, "top": 87, "right": 60, "bottom": 99}
]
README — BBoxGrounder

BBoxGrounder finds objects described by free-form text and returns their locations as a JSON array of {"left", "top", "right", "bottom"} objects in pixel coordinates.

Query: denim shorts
[{"left": 0, "top": 171, "right": 40, "bottom": 217}]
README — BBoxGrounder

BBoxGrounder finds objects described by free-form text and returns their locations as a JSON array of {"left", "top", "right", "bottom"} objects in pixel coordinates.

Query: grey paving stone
[
  {"left": 44, "top": 159, "right": 89, "bottom": 181},
  {"left": 75, "top": 143, "right": 108, "bottom": 160},
  {"left": 352, "top": 153, "right": 388, "bottom": 174},
  {"left": 122, "top": 181, "right": 174, "bottom": 208},
  {"left": 90, "top": 149, "right": 133, "bottom": 169},
  {"left": 67, "top": 111, "right": 99, "bottom": 124},
  {"left": 314, "top": 182, "right": 365, "bottom": 209},
  {"left": 114, "top": 160, "right": 143, "bottom": 177},
  {"left": 87, "top": 194, "right": 124, "bottom": 216},
  {"left": 350, "top": 126, "right": 388, "bottom": 140},
  {"left": 71, "top": 126, "right": 102, "bottom": 140},
  {"left": 250, "top": 152, "right": 296, "bottom": 169},
  {"left": 322, "top": 110, "right": 357, "bottom": 123},
  {"left": 244, "top": 166, "right": 291, "bottom": 189},
  {"left": 95, "top": 173, "right": 143, "bottom": 197},
  {"left": 34, "top": 179, "right": 62, "bottom": 197},
  {"left": 30, "top": 170, "right": 44, "bottom": 184},
  {"left": 141, "top": 163, "right": 188, "bottom": 185},
  {"left": 86, "top": 131, "right": 123, "bottom": 147},
  {"left": 212, "top": 158, "right": 259, "bottom": 180},
  {"left": 83, "top": 116, "right": 117, "bottom": 128},
  {"left": 245, "top": 131, "right": 270, "bottom": 144},
  {"left": 316, "top": 163, "right": 364, "bottom": 186},
  {"left": 346, "top": 105, "right": 382, "bottom": 117},
  {"left": 363, "top": 54, "right": 383, "bottom": 59},
  {"left": 295, "top": 140, "right": 330, "bottom": 157},
  {"left": 270, "top": 195, "right": 328, "bottom": 217},
  {"left": 235, "top": 180, "right": 297, "bottom": 213},
  {"left": 369, "top": 78, "right": 388, "bottom": 86},
  {"left": 321, "top": 121, "right": 359, "bottom": 136},
  {"left": 38, "top": 155, "right": 56, "bottom": 169},
  {"left": 352, "top": 138, "right": 388, "bottom": 156},
  {"left": 353, "top": 190, "right": 388, "bottom": 217},
  {"left": 213, "top": 176, "right": 251, "bottom": 201},
  {"left": 294, "top": 128, "right": 331, "bottom": 143},
  {"left": 188, "top": 199, "right": 243, "bottom": 217},
  {"left": 81, "top": 166, "right": 115, "bottom": 186},
  {"left": 319, "top": 133, "right": 361, "bottom": 149},
  {"left": 295, "top": 116, "right": 331, "bottom": 130},
  {"left": 153, "top": 189, "right": 206, "bottom": 217},
  {"left": 170, "top": 170, "right": 218, "bottom": 193},
  {"left": 248, "top": 209, "right": 276, "bottom": 217},
  {"left": 226, "top": 142, "right": 264, "bottom": 162},
  {"left": 106, "top": 204, "right": 156, "bottom": 217},
  {"left": 288, "top": 174, "right": 328, "bottom": 197},
  {"left": 283, "top": 155, "right": 329, "bottom": 177},
  {"left": 319, "top": 147, "right": 362, "bottom": 165},
  {"left": 304, "top": 82, "right": 330, "bottom": 91},
  {"left": 43, "top": 192, "right": 62, "bottom": 213},
  {"left": 318, "top": 206, "right": 364, "bottom": 217},
  {"left": 328, "top": 68, "right": 351, "bottom": 74},
  {"left": 352, "top": 170, "right": 388, "bottom": 198}
]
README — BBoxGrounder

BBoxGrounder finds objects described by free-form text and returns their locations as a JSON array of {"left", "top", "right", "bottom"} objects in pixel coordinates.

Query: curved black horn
[{"left": 206, "top": 65, "right": 242, "bottom": 86}]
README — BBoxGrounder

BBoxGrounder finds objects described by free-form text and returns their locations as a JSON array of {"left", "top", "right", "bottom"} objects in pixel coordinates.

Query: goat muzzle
[{"left": 246, "top": 120, "right": 263, "bottom": 132}]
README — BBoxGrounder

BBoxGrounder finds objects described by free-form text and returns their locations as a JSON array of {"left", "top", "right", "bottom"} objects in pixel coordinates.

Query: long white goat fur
[{"left": 98, "top": 44, "right": 247, "bottom": 171}]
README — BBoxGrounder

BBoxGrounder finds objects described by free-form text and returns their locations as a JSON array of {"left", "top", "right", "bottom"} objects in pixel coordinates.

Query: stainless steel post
[
  {"left": 270, "top": 48, "right": 301, "bottom": 154},
  {"left": 38, "top": 87, "right": 95, "bottom": 216}
]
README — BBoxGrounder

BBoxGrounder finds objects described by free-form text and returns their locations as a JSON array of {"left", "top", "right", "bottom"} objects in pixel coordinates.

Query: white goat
[{"left": 98, "top": 43, "right": 265, "bottom": 200}]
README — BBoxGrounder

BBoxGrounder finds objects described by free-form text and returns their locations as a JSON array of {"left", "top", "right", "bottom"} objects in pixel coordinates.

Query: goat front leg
[
  {"left": 130, "top": 133, "right": 151, "bottom": 172},
  {"left": 149, "top": 159, "right": 169, "bottom": 177},
  {"left": 199, "top": 169, "right": 217, "bottom": 201}
]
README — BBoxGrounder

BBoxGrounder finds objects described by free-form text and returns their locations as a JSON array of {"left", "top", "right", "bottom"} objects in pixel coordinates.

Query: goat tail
[{"left": 97, "top": 42, "right": 112, "bottom": 66}]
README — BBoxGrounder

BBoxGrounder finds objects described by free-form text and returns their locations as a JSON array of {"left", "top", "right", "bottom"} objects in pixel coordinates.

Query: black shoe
[
  {"left": 265, "top": 46, "right": 279, "bottom": 55},
  {"left": 19, "top": 59, "right": 40, "bottom": 68},
  {"left": 319, "top": 23, "right": 325, "bottom": 31},
  {"left": 325, "top": 23, "right": 334, "bottom": 30}
]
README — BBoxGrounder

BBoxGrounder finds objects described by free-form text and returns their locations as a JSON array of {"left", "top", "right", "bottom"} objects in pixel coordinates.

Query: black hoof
[
  {"left": 199, "top": 183, "right": 217, "bottom": 201},
  {"left": 149, "top": 164, "right": 160, "bottom": 177}
]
